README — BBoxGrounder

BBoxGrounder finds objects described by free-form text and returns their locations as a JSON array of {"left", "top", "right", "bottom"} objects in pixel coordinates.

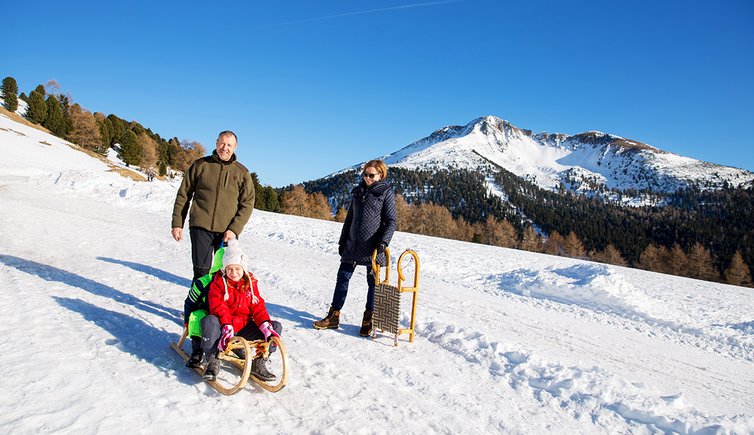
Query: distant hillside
[{"left": 300, "top": 116, "right": 754, "bottom": 280}]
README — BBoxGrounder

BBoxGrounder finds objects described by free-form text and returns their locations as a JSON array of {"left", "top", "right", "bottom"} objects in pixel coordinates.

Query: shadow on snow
[
  {"left": 52, "top": 296, "right": 199, "bottom": 388},
  {"left": 97, "top": 256, "right": 192, "bottom": 288},
  {"left": 0, "top": 254, "right": 182, "bottom": 325}
]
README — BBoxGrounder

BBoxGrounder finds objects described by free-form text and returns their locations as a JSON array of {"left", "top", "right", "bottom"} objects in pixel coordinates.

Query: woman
[{"left": 313, "top": 159, "right": 397, "bottom": 336}]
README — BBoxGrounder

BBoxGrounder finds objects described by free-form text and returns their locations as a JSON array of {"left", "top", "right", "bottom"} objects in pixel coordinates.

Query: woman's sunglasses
[{"left": 363, "top": 172, "right": 379, "bottom": 179}]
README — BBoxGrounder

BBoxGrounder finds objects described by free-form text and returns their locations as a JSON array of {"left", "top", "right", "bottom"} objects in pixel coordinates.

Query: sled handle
[
  {"left": 371, "top": 246, "right": 391, "bottom": 285},
  {"left": 397, "top": 249, "right": 420, "bottom": 290}
]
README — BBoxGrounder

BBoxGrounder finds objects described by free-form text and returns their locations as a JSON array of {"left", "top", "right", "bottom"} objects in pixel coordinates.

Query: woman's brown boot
[
  {"left": 313, "top": 307, "right": 340, "bottom": 330},
  {"left": 359, "top": 310, "right": 373, "bottom": 337}
]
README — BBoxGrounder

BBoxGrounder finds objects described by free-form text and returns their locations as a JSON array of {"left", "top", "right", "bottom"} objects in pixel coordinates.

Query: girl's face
[{"left": 225, "top": 264, "right": 244, "bottom": 281}]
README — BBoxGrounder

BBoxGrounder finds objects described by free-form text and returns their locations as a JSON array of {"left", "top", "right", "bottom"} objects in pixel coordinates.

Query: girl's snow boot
[{"left": 251, "top": 357, "right": 276, "bottom": 382}]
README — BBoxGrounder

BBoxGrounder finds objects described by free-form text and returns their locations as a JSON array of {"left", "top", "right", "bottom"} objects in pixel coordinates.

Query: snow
[{"left": 1, "top": 113, "right": 754, "bottom": 434}]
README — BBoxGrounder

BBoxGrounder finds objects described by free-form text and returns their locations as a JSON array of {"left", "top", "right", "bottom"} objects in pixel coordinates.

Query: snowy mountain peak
[{"left": 379, "top": 116, "right": 754, "bottom": 195}]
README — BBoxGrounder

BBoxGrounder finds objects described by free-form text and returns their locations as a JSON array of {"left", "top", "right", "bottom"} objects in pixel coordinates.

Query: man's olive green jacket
[{"left": 171, "top": 151, "right": 255, "bottom": 236}]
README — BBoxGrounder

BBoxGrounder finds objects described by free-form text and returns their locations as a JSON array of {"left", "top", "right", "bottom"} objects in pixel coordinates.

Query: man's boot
[
  {"left": 186, "top": 337, "right": 203, "bottom": 368},
  {"left": 359, "top": 309, "right": 373, "bottom": 337},
  {"left": 312, "top": 307, "right": 340, "bottom": 330}
]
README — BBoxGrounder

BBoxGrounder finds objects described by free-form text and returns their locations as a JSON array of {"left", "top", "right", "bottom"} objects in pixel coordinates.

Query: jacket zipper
[{"left": 211, "top": 164, "right": 226, "bottom": 230}]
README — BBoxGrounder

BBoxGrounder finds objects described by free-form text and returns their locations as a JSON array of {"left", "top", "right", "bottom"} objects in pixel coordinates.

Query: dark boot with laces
[
  {"left": 312, "top": 307, "right": 340, "bottom": 330},
  {"left": 202, "top": 354, "right": 220, "bottom": 381},
  {"left": 186, "top": 337, "right": 203, "bottom": 368},
  {"left": 251, "top": 357, "right": 276, "bottom": 382},
  {"left": 359, "top": 309, "right": 373, "bottom": 337}
]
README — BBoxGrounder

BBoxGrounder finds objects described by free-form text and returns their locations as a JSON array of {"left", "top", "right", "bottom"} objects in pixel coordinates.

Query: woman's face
[{"left": 362, "top": 167, "right": 382, "bottom": 186}]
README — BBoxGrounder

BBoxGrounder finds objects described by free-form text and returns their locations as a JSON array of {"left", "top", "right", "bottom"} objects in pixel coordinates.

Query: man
[{"left": 171, "top": 130, "right": 255, "bottom": 280}]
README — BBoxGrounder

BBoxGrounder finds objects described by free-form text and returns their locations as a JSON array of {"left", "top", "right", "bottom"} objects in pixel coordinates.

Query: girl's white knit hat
[{"left": 222, "top": 239, "right": 247, "bottom": 271}]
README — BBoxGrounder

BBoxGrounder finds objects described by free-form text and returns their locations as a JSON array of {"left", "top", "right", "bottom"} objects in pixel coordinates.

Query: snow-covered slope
[
  {"left": 379, "top": 116, "right": 754, "bottom": 193},
  {"left": 1, "top": 113, "right": 753, "bottom": 433}
]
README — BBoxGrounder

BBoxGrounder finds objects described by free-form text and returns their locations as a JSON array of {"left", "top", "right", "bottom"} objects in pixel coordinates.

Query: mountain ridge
[{"left": 367, "top": 115, "right": 754, "bottom": 196}]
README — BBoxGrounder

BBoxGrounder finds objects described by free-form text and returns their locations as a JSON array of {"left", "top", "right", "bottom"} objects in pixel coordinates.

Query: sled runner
[
  {"left": 371, "top": 247, "right": 420, "bottom": 346},
  {"left": 171, "top": 326, "right": 288, "bottom": 395}
]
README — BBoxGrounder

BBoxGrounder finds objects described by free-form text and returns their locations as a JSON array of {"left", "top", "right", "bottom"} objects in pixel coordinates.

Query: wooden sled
[
  {"left": 371, "top": 247, "right": 420, "bottom": 346},
  {"left": 171, "top": 326, "right": 288, "bottom": 395}
]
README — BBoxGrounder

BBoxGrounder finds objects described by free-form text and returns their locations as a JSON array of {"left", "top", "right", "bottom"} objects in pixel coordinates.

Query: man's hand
[
  {"left": 223, "top": 230, "right": 237, "bottom": 243},
  {"left": 171, "top": 227, "right": 182, "bottom": 242}
]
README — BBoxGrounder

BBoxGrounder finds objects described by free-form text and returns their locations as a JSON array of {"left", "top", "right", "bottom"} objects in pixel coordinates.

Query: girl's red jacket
[{"left": 208, "top": 271, "right": 271, "bottom": 331}]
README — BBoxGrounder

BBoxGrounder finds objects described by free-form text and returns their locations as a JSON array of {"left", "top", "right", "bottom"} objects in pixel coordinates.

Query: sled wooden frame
[
  {"left": 171, "top": 326, "right": 288, "bottom": 395},
  {"left": 371, "top": 247, "right": 420, "bottom": 346}
]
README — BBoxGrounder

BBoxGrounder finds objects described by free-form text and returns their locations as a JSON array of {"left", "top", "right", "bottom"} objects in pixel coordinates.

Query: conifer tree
[
  {"left": 481, "top": 216, "right": 516, "bottom": 248},
  {"left": 668, "top": 244, "right": 688, "bottom": 276},
  {"left": 307, "top": 191, "right": 333, "bottom": 220},
  {"left": 724, "top": 251, "right": 752, "bottom": 287},
  {"left": 453, "top": 217, "right": 475, "bottom": 242},
  {"left": 655, "top": 245, "right": 673, "bottom": 274},
  {"left": 394, "top": 194, "right": 412, "bottom": 232},
  {"left": 250, "top": 172, "right": 265, "bottom": 209},
  {"left": 93, "top": 112, "right": 112, "bottom": 150},
  {"left": 543, "top": 231, "right": 566, "bottom": 256},
  {"left": 172, "top": 140, "right": 205, "bottom": 172},
  {"left": 118, "top": 130, "right": 142, "bottom": 166},
  {"left": 255, "top": 187, "right": 269, "bottom": 211},
  {"left": 2, "top": 76, "right": 18, "bottom": 111},
  {"left": 67, "top": 104, "right": 104, "bottom": 153},
  {"left": 137, "top": 131, "right": 159, "bottom": 169},
  {"left": 563, "top": 231, "right": 587, "bottom": 258},
  {"left": 167, "top": 137, "right": 181, "bottom": 167},
  {"left": 107, "top": 114, "right": 127, "bottom": 144},
  {"left": 590, "top": 244, "right": 627, "bottom": 266},
  {"left": 280, "top": 185, "right": 309, "bottom": 217},
  {"left": 19, "top": 92, "right": 28, "bottom": 102},
  {"left": 264, "top": 186, "right": 280, "bottom": 212},
  {"left": 26, "top": 90, "right": 47, "bottom": 124},
  {"left": 519, "top": 225, "right": 542, "bottom": 252},
  {"left": 43, "top": 96, "right": 66, "bottom": 137},
  {"left": 335, "top": 207, "right": 348, "bottom": 222},
  {"left": 686, "top": 242, "right": 719, "bottom": 281},
  {"left": 638, "top": 244, "right": 665, "bottom": 272},
  {"left": 57, "top": 94, "right": 73, "bottom": 137},
  {"left": 413, "top": 203, "right": 455, "bottom": 238}
]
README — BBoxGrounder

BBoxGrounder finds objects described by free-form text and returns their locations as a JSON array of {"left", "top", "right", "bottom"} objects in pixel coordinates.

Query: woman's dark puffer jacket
[{"left": 339, "top": 179, "right": 397, "bottom": 266}]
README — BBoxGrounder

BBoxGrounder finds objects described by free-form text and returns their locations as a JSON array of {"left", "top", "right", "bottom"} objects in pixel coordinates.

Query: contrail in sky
[{"left": 257, "top": 0, "right": 467, "bottom": 28}]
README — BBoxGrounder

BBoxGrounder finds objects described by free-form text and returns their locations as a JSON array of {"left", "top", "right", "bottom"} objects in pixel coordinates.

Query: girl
[{"left": 201, "top": 240, "right": 283, "bottom": 382}]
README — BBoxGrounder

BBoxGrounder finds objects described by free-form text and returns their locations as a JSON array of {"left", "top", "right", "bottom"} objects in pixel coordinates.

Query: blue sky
[{"left": 6, "top": 0, "right": 754, "bottom": 187}]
